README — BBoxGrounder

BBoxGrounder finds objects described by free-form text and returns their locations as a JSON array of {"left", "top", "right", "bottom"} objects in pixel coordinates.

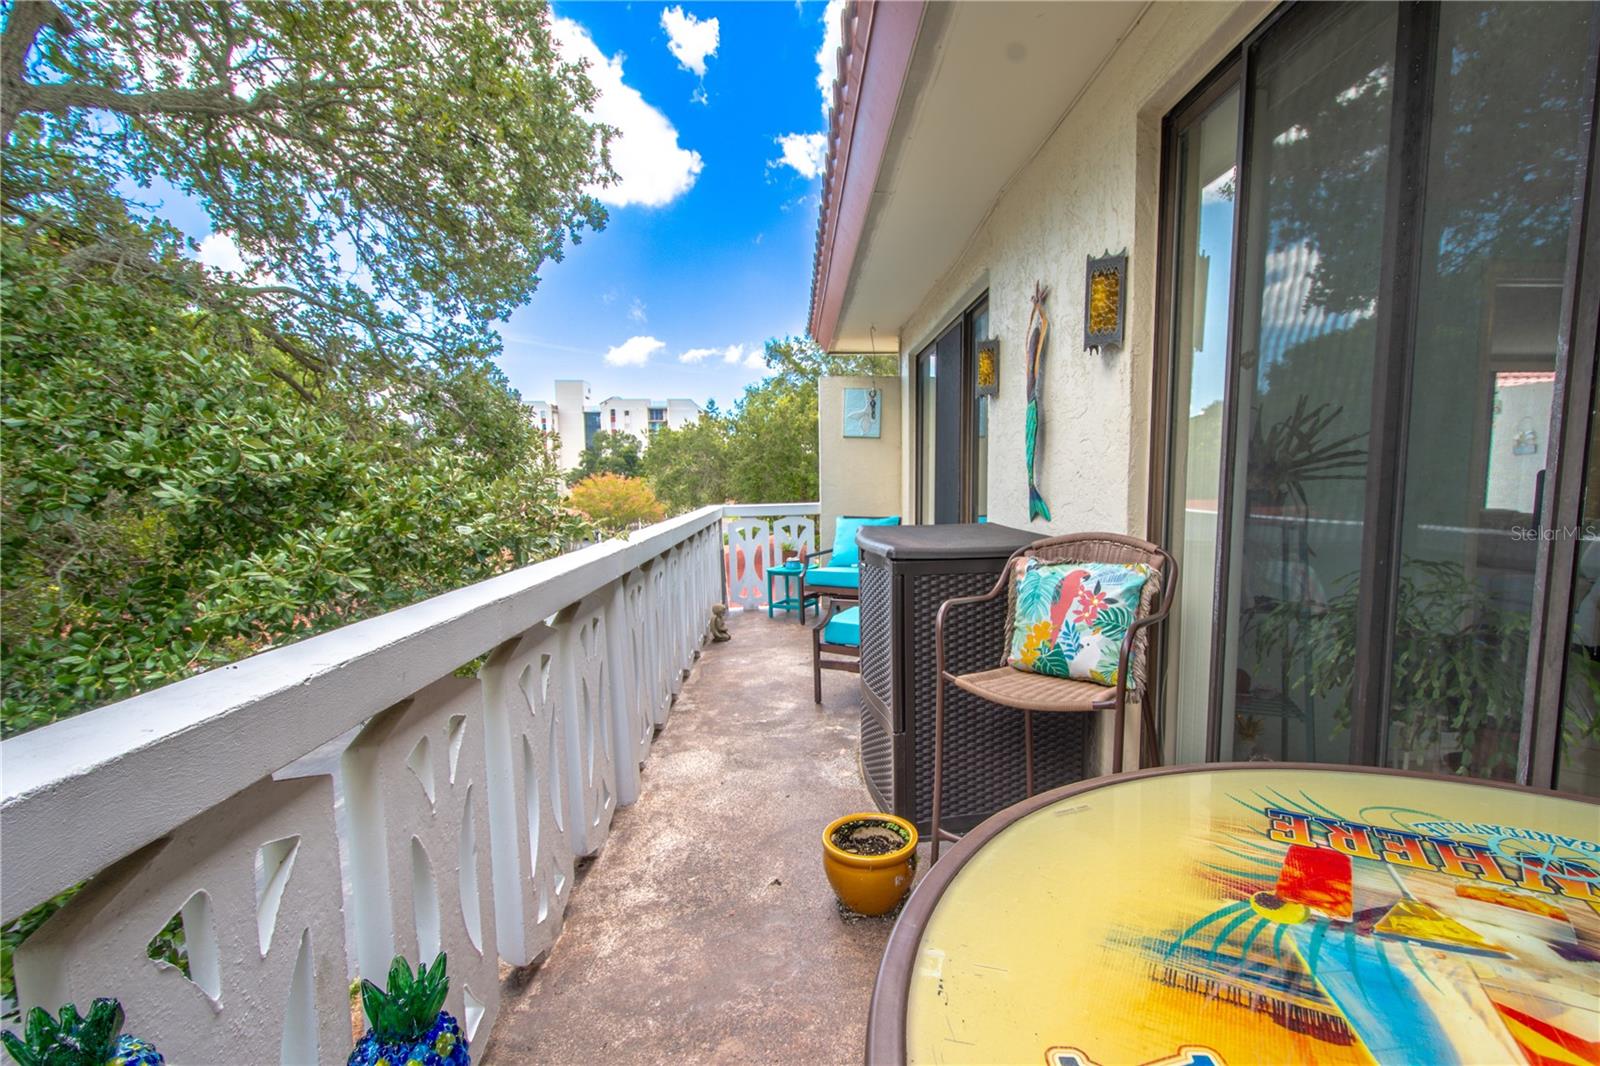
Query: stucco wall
[
  {"left": 895, "top": 2, "right": 1269, "bottom": 538},
  {"left": 819, "top": 375, "right": 903, "bottom": 550}
]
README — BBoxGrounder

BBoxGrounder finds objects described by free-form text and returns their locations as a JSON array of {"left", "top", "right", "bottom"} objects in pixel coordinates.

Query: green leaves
[
  {"left": 5, "top": 0, "right": 612, "bottom": 364},
  {"left": 1, "top": 217, "right": 591, "bottom": 738},
  {"left": 0, "top": 998, "right": 125, "bottom": 1066},
  {"left": 359, "top": 954, "right": 450, "bottom": 1043}
]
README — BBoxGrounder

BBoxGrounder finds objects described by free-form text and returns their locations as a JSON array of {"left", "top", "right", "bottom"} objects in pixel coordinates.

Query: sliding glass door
[
  {"left": 1157, "top": 0, "right": 1599, "bottom": 788},
  {"left": 916, "top": 295, "right": 991, "bottom": 524}
]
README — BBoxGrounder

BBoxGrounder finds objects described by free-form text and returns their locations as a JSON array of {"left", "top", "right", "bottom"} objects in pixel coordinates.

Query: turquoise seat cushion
[
  {"left": 805, "top": 566, "right": 859, "bottom": 590},
  {"left": 823, "top": 606, "right": 861, "bottom": 647},
  {"left": 829, "top": 515, "right": 900, "bottom": 568}
]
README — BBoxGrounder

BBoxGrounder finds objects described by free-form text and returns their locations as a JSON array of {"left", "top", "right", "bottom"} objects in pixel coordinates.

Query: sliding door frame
[
  {"left": 1149, "top": 57, "right": 1243, "bottom": 763},
  {"left": 914, "top": 292, "right": 993, "bottom": 525},
  {"left": 1151, "top": 0, "right": 1600, "bottom": 786},
  {"left": 1523, "top": 25, "right": 1600, "bottom": 788}
]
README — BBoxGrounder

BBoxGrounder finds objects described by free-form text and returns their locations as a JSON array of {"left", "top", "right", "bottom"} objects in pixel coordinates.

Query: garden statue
[{"left": 710, "top": 603, "right": 732, "bottom": 642}]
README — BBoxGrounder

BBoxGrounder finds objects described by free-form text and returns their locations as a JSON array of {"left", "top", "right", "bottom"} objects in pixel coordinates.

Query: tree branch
[{"left": 2, "top": 0, "right": 73, "bottom": 140}]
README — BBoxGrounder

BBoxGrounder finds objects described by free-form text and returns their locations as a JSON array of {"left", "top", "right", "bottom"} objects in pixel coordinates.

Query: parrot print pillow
[{"left": 1007, "top": 558, "right": 1152, "bottom": 686}]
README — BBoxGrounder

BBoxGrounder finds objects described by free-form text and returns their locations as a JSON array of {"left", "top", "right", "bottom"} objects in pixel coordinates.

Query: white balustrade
[
  {"left": 0, "top": 503, "right": 786, "bottom": 1063},
  {"left": 720, "top": 503, "right": 821, "bottom": 610}
]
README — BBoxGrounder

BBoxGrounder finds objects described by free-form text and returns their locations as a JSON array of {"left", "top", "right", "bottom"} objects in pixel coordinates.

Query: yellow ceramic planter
[{"left": 822, "top": 812, "right": 918, "bottom": 916}]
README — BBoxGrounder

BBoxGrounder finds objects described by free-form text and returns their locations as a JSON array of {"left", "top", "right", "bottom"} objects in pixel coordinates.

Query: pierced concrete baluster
[
  {"left": 725, "top": 518, "right": 770, "bottom": 608},
  {"left": 341, "top": 678, "right": 500, "bottom": 1048},
  {"left": 605, "top": 579, "right": 649, "bottom": 807},
  {"left": 665, "top": 547, "right": 688, "bottom": 696},
  {"left": 773, "top": 515, "right": 818, "bottom": 563},
  {"left": 648, "top": 561, "right": 675, "bottom": 727},
  {"left": 555, "top": 597, "right": 618, "bottom": 857},
  {"left": 14, "top": 776, "right": 348, "bottom": 1065},
  {"left": 477, "top": 625, "right": 573, "bottom": 968}
]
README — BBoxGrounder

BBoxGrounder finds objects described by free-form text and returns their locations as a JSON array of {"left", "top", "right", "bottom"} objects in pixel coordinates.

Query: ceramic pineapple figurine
[
  {"left": 1, "top": 998, "right": 162, "bottom": 1066},
  {"left": 348, "top": 953, "right": 469, "bottom": 1066}
]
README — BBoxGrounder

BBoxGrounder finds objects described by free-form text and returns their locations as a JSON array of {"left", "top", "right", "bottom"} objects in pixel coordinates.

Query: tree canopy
[
  {"left": 642, "top": 337, "right": 896, "bottom": 508},
  {"left": 0, "top": 0, "right": 611, "bottom": 734},
  {"left": 569, "top": 429, "right": 644, "bottom": 481},
  {"left": 566, "top": 474, "right": 665, "bottom": 533},
  {"left": 2, "top": 0, "right": 613, "bottom": 383}
]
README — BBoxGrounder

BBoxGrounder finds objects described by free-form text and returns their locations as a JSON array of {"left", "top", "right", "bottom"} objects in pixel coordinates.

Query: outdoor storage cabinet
[{"left": 856, "top": 524, "right": 1091, "bottom": 834}]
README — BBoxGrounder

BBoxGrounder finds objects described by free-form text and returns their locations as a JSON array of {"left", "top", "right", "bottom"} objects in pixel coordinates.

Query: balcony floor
[{"left": 485, "top": 607, "right": 908, "bottom": 1063}]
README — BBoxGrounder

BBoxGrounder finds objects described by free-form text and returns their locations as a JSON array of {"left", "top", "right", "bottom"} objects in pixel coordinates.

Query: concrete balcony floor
[{"left": 485, "top": 606, "right": 908, "bottom": 1063}]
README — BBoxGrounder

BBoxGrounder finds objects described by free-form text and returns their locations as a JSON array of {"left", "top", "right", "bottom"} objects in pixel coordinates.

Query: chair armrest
[
  {"left": 809, "top": 597, "right": 846, "bottom": 633},
  {"left": 807, "top": 548, "right": 835, "bottom": 565},
  {"left": 1114, "top": 598, "right": 1176, "bottom": 698},
  {"left": 934, "top": 566, "right": 1013, "bottom": 677}
]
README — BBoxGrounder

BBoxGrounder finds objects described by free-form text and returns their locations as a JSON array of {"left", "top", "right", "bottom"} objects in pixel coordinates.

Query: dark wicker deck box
[{"left": 856, "top": 523, "right": 1091, "bottom": 835}]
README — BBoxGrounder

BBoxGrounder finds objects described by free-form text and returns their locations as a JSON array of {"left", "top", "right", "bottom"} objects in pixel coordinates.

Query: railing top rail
[
  {"left": 1, "top": 505, "right": 724, "bottom": 919},
  {"left": 720, "top": 502, "right": 820, "bottom": 518}
]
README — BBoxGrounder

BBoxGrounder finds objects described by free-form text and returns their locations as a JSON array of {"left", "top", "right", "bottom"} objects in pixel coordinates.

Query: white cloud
[
  {"left": 660, "top": 6, "right": 719, "bottom": 78},
  {"left": 629, "top": 297, "right": 647, "bottom": 323},
  {"left": 604, "top": 335, "right": 666, "bottom": 366},
  {"left": 681, "top": 342, "right": 762, "bottom": 366},
  {"left": 816, "top": 0, "right": 846, "bottom": 117},
  {"left": 197, "top": 232, "right": 247, "bottom": 275},
  {"left": 772, "top": 132, "right": 827, "bottom": 179},
  {"left": 552, "top": 16, "right": 704, "bottom": 208}
]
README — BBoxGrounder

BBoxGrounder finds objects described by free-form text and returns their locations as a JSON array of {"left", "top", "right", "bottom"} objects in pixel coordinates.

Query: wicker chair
[{"left": 931, "top": 533, "right": 1177, "bottom": 860}]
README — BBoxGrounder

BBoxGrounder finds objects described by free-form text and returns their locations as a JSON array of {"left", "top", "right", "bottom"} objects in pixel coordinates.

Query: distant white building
[{"left": 528, "top": 380, "right": 700, "bottom": 472}]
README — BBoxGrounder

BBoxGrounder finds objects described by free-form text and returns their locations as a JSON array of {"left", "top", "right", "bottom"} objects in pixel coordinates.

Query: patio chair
[
  {"left": 811, "top": 600, "right": 861, "bottom": 703},
  {"left": 802, "top": 514, "right": 900, "bottom": 604},
  {"left": 930, "top": 532, "right": 1176, "bottom": 860}
]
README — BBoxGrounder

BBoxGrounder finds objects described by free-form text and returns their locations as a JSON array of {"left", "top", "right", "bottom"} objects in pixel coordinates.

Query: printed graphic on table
[{"left": 903, "top": 769, "right": 1599, "bottom": 1066}]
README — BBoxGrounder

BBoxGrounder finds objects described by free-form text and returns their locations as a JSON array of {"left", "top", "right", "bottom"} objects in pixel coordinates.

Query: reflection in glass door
[
  {"left": 1160, "top": 84, "right": 1239, "bottom": 764},
  {"left": 1219, "top": 1, "right": 1396, "bottom": 765},
  {"left": 1385, "top": 0, "right": 1596, "bottom": 779},
  {"left": 1156, "top": 1, "right": 1598, "bottom": 785},
  {"left": 1561, "top": 389, "right": 1600, "bottom": 795}
]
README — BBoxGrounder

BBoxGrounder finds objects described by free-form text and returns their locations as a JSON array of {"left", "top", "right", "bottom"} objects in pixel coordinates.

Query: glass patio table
[{"left": 866, "top": 764, "right": 1599, "bottom": 1066}]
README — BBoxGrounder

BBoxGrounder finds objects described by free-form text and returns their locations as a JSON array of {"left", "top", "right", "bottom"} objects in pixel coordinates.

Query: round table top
[{"left": 868, "top": 764, "right": 1599, "bottom": 1066}]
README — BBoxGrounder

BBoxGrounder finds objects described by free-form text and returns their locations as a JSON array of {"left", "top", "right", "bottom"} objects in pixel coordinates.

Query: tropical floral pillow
[{"left": 1007, "top": 559, "right": 1152, "bottom": 686}]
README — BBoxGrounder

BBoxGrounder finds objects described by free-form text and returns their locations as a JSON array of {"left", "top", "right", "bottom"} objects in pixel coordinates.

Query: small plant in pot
[
  {"left": 349, "top": 953, "right": 469, "bottom": 1066},
  {"left": 822, "top": 813, "right": 918, "bottom": 916}
]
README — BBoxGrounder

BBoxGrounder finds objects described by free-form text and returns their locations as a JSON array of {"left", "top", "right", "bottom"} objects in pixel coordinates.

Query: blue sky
[{"left": 161, "top": 1, "right": 842, "bottom": 411}]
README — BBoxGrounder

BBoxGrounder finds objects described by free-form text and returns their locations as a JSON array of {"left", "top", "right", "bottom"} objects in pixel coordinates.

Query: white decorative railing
[
  {"left": 0, "top": 505, "right": 733, "bottom": 1063},
  {"left": 720, "top": 502, "right": 820, "bottom": 610}
]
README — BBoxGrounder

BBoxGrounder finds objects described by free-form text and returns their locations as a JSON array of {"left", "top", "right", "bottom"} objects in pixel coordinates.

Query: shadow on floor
[{"left": 485, "top": 608, "right": 914, "bottom": 1064}]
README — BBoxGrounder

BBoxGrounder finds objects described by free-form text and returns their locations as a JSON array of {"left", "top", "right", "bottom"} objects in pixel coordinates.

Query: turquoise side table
[{"left": 767, "top": 560, "right": 818, "bottom": 622}]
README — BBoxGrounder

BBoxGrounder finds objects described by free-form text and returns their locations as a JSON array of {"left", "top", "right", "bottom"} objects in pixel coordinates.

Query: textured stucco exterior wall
[
  {"left": 819, "top": 375, "right": 903, "bottom": 550},
  {"left": 895, "top": 1, "right": 1268, "bottom": 538}
]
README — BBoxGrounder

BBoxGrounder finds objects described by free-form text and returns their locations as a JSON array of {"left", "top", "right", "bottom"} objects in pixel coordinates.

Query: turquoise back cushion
[
  {"left": 1006, "top": 559, "right": 1151, "bottom": 686},
  {"left": 830, "top": 515, "right": 900, "bottom": 568}
]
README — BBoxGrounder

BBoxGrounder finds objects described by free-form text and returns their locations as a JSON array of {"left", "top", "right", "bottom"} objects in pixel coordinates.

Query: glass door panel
[
  {"left": 1560, "top": 388, "right": 1600, "bottom": 795},
  {"left": 1219, "top": 2, "right": 1396, "bottom": 763},
  {"left": 1384, "top": 0, "right": 1596, "bottom": 778},
  {"left": 970, "top": 301, "right": 991, "bottom": 522},
  {"left": 917, "top": 345, "right": 936, "bottom": 524},
  {"left": 1162, "top": 86, "right": 1239, "bottom": 764}
]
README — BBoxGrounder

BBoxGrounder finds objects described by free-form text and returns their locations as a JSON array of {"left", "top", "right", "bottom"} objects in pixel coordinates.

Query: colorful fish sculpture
[{"left": 1025, "top": 282, "right": 1052, "bottom": 522}]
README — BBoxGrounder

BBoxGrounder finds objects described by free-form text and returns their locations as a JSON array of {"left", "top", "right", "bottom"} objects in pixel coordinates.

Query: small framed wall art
[
  {"left": 842, "top": 386, "right": 882, "bottom": 438},
  {"left": 1084, "top": 250, "right": 1127, "bottom": 351},
  {"left": 975, "top": 338, "right": 1000, "bottom": 397}
]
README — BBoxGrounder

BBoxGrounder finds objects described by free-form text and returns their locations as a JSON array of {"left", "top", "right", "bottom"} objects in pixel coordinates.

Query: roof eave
[{"left": 807, "top": 0, "right": 925, "bottom": 352}]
